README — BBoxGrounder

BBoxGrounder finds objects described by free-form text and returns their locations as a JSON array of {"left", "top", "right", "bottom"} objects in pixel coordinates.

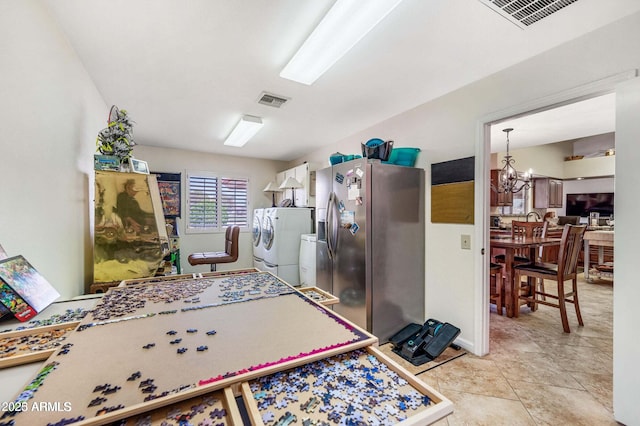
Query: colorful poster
[{"left": 0, "top": 255, "right": 60, "bottom": 319}]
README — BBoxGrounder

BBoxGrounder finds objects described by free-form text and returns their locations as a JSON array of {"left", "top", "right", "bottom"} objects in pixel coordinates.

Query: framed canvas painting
[{"left": 154, "top": 172, "right": 181, "bottom": 218}]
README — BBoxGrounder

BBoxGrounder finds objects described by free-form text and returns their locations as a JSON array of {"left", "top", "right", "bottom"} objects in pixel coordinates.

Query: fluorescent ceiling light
[
  {"left": 224, "top": 115, "right": 264, "bottom": 147},
  {"left": 280, "top": 0, "right": 403, "bottom": 85}
]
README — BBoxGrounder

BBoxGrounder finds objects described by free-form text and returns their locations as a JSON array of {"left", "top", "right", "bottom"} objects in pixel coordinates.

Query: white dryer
[
  {"left": 252, "top": 208, "right": 265, "bottom": 270},
  {"left": 261, "top": 207, "right": 312, "bottom": 285}
]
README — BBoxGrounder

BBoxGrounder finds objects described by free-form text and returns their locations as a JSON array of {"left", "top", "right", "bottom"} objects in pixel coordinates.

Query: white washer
[
  {"left": 261, "top": 207, "right": 312, "bottom": 285},
  {"left": 252, "top": 208, "right": 264, "bottom": 264},
  {"left": 253, "top": 256, "right": 266, "bottom": 272}
]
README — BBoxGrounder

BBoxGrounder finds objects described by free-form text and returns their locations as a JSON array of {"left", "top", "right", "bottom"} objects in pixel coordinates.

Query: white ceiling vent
[
  {"left": 479, "top": 0, "right": 579, "bottom": 28},
  {"left": 257, "top": 92, "right": 290, "bottom": 108}
]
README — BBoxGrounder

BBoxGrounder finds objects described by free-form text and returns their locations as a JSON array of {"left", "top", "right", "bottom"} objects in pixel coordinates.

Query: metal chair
[
  {"left": 188, "top": 226, "right": 240, "bottom": 271},
  {"left": 513, "top": 224, "right": 587, "bottom": 332}
]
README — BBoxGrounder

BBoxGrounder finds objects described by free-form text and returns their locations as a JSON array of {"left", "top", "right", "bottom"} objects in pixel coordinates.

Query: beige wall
[
  {"left": 496, "top": 142, "right": 573, "bottom": 179},
  {"left": 134, "top": 145, "right": 287, "bottom": 273}
]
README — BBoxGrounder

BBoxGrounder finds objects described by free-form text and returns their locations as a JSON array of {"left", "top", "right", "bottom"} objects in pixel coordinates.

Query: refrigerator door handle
[
  {"left": 328, "top": 191, "right": 339, "bottom": 257},
  {"left": 326, "top": 192, "right": 334, "bottom": 259}
]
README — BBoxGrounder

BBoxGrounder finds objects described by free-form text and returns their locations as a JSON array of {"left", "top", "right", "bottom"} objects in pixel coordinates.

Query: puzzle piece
[
  {"left": 209, "top": 408, "right": 226, "bottom": 419},
  {"left": 262, "top": 411, "right": 275, "bottom": 423}
]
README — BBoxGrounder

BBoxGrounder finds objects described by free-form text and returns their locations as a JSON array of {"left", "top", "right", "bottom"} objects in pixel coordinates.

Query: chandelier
[{"left": 496, "top": 128, "right": 531, "bottom": 194}]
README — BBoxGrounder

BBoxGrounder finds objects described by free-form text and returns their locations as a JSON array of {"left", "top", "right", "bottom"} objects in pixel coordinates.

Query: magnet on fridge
[
  {"left": 355, "top": 196, "right": 363, "bottom": 206},
  {"left": 350, "top": 222, "right": 359, "bottom": 235},
  {"left": 347, "top": 169, "right": 354, "bottom": 176},
  {"left": 355, "top": 168, "right": 364, "bottom": 178},
  {"left": 335, "top": 173, "right": 344, "bottom": 184},
  {"left": 338, "top": 200, "right": 345, "bottom": 212}
]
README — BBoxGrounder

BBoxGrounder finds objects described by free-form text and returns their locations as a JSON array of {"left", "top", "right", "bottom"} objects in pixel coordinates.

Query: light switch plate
[{"left": 461, "top": 234, "right": 471, "bottom": 250}]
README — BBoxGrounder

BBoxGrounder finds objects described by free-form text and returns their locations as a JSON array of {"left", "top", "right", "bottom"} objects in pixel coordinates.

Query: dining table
[{"left": 490, "top": 235, "right": 562, "bottom": 317}]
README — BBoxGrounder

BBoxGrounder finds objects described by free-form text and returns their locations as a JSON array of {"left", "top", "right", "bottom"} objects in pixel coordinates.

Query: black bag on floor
[{"left": 389, "top": 318, "right": 461, "bottom": 366}]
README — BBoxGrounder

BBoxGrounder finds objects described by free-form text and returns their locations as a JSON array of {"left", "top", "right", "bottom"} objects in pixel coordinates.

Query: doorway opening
[{"left": 475, "top": 70, "right": 633, "bottom": 356}]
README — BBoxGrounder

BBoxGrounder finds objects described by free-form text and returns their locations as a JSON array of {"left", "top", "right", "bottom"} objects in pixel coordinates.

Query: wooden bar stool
[{"left": 188, "top": 226, "right": 240, "bottom": 271}]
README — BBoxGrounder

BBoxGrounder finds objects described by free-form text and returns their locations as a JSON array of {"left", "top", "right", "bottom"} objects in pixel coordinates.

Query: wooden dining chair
[
  {"left": 489, "top": 263, "right": 503, "bottom": 316},
  {"left": 513, "top": 224, "right": 587, "bottom": 333},
  {"left": 494, "top": 221, "right": 550, "bottom": 307},
  {"left": 494, "top": 220, "right": 549, "bottom": 264}
]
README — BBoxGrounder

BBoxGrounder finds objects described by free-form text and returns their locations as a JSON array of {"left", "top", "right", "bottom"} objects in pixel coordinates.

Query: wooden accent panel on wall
[
  {"left": 431, "top": 181, "right": 475, "bottom": 224},
  {"left": 431, "top": 157, "right": 474, "bottom": 224}
]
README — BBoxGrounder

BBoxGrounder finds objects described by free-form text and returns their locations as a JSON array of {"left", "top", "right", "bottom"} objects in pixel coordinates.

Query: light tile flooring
[{"left": 419, "top": 276, "right": 615, "bottom": 425}]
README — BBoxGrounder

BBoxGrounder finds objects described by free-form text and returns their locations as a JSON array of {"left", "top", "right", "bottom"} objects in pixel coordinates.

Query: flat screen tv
[{"left": 565, "top": 192, "right": 614, "bottom": 217}]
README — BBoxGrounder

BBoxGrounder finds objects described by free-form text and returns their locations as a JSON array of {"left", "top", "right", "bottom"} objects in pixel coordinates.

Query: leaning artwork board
[{"left": 3, "top": 271, "right": 377, "bottom": 425}]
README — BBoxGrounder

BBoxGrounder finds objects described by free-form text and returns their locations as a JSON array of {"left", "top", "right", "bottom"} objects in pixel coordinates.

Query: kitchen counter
[{"left": 584, "top": 230, "right": 614, "bottom": 281}]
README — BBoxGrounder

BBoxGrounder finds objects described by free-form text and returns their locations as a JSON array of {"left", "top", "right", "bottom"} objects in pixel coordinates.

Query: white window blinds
[{"left": 187, "top": 174, "right": 248, "bottom": 232}]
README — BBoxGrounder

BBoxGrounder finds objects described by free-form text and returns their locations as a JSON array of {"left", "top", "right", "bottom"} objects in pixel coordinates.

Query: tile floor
[{"left": 418, "top": 276, "right": 616, "bottom": 425}]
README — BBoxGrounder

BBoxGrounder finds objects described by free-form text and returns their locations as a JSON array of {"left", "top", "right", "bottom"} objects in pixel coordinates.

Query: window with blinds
[{"left": 187, "top": 173, "right": 248, "bottom": 232}]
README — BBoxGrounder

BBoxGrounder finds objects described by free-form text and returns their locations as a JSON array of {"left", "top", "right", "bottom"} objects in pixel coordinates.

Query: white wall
[
  {"left": 134, "top": 145, "right": 287, "bottom": 273},
  {"left": 613, "top": 75, "right": 640, "bottom": 426},
  {"left": 0, "top": 1, "right": 106, "bottom": 298},
  {"left": 572, "top": 132, "right": 615, "bottom": 156}
]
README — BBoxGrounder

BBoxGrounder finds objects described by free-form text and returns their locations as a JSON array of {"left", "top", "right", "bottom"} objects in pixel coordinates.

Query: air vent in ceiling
[
  {"left": 478, "top": 0, "right": 579, "bottom": 28},
  {"left": 257, "top": 92, "right": 290, "bottom": 108}
]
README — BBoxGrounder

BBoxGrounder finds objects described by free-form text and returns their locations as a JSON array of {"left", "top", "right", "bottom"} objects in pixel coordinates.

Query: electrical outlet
[{"left": 461, "top": 234, "right": 471, "bottom": 250}]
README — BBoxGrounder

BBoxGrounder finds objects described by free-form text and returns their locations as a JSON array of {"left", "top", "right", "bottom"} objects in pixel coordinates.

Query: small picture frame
[
  {"left": 94, "top": 154, "right": 120, "bottom": 171},
  {"left": 131, "top": 158, "right": 149, "bottom": 174}
]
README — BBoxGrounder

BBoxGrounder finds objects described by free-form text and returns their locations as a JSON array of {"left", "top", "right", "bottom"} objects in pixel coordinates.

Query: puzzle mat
[{"left": 6, "top": 273, "right": 374, "bottom": 425}]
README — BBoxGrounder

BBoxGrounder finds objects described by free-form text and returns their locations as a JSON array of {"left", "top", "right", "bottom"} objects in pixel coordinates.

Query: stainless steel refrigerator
[{"left": 316, "top": 159, "right": 425, "bottom": 342}]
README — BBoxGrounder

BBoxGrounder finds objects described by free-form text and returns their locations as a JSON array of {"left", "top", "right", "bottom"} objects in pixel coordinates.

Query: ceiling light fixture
[
  {"left": 280, "top": 0, "right": 404, "bottom": 85},
  {"left": 495, "top": 128, "right": 531, "bottom": 194},
  {"left": 224, "top": 115, "right": 264, "bottom": 147}
]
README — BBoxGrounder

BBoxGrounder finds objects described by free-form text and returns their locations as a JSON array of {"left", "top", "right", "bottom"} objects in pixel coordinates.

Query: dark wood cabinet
[
  {"left": 534, "top": 178, "right": 563, "bottom": 208},
  {"left": 490, "top": 169, "right": 513, "bottom": 206}
]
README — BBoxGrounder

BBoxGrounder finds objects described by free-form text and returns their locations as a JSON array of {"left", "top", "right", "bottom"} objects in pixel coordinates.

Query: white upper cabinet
[{"left": 276, "top": 163, "right": 315, "bottom": 207}]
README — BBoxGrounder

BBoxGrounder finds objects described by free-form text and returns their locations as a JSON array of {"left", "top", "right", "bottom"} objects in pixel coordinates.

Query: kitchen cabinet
[
  {"left": 534, "top": 177, "right": 563, "bottom": 208},
  {"left": 490, "top": 169, "right": 513, "bottom": 206},
  {"left": 276, "top": 163, "right": 315, "bottom": 207}
]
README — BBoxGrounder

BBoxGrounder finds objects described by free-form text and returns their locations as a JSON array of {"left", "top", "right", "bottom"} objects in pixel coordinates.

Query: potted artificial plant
[{"left": 96, "top": 105, "right": 135, "bottom": 170}]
